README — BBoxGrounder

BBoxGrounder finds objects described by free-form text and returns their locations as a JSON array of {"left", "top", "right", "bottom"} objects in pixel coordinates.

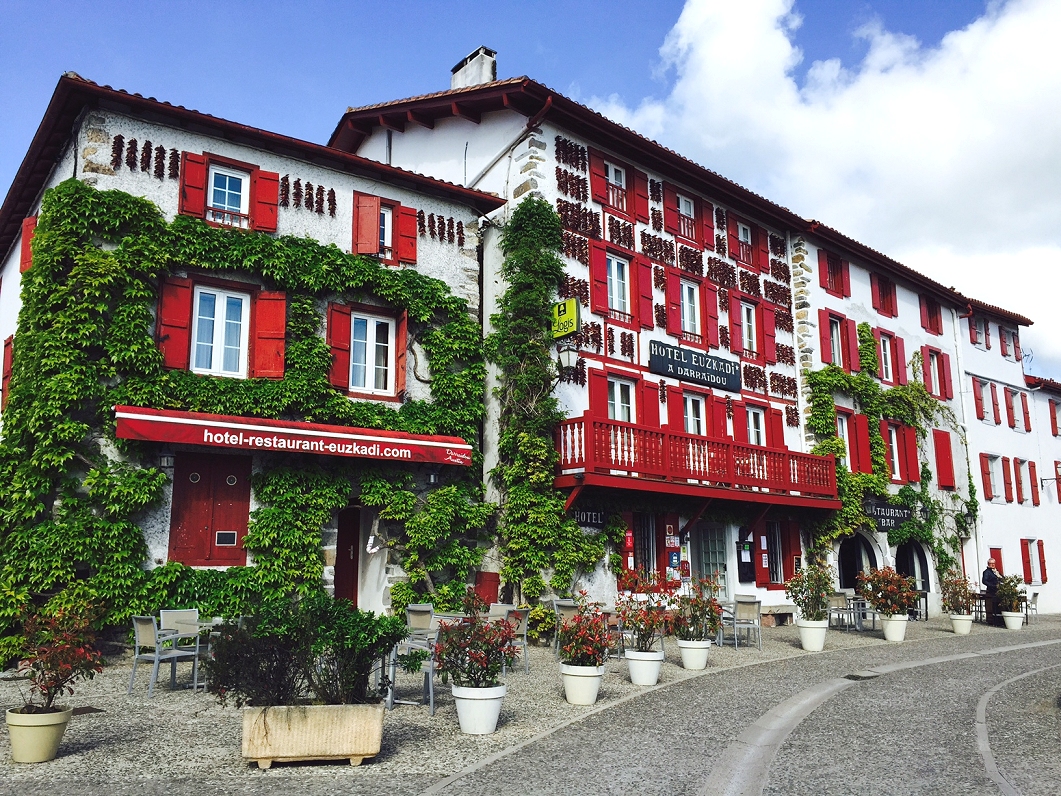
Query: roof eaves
[{"left": 962, "top": 297, "right": 1033, "bottom": 327}]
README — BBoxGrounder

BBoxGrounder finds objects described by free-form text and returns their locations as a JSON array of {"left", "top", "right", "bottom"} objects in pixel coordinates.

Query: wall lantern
[
  {"left": 556, "top": 340, "right": 580, "bottom": 371},
  {"left": 158, "top": 452, "right": 176, "bottom": 469}
]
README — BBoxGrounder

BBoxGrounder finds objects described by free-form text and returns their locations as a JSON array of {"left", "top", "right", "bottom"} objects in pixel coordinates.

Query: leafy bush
[
  {"left": 995, "top": 574, "right": 1026, "bottom": 613},
  {"left": 856, "top": 567, "right": 918, "bottom": 616},
  {"left": 785, "top": 564, "right": 834, "bottom": 622},
  {"left": 434, "top": 593, "right": 518, "bottom": 688},
  {"left": 615, "top": 569, "right": 677, "bottom": 652},
  {"left": 672, "top": 577, "right": 723, "bottom": 640},
  {"left": 526, "top": 603, "right": 557, "bottom": 643},
  {"left": 16, "top": 604, "right": 104, "bottom": 713},
  {"left": 940, "top": 570, "right": 973, "bottom": 614},
  {"left": 557, "top": 592, "right": 609, "bottom": 666}
]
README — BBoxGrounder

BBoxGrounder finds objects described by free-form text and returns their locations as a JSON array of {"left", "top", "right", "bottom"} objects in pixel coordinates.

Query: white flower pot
[
  {"left": 451, "top": 684, "right": 506, "bottom": 734},
  {"left": 676, "top": 639, "right": 712, "bottom": 670},
  {"left": 950, "top": 614, "right": 973, "bottom": 636},
  {"left": 879, "top": 613, "right": 908, "bottom": 642},
  {"left": 559, "top": 663, "right": 605, "bottom": 705},
  {"left": 625, "top": 649, "right": 664, "bottom": 686},
  {"left": 241, "top": 703, "right": 384, "bottom": 769},
  {"left": 796, "top": 618, "right": 830, "bottom": 652},
  {"left": 6, "top": 707, "right": 73, "bottom": 763},
  {"left": 1001, "top": 611, "right": 1024, "bottom": 631}
]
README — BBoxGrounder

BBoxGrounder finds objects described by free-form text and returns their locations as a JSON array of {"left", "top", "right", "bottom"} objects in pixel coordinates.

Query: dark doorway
[
  {"left": 168, "top": 452, "right": 251, "bottom": 566},
  {"left": 838, "top": 534, "right": 877, "bottom": 590},
  {"left": 896, "top": 540, "right": 930, "bottom": 592},
  {"left": 334, "top": 506, "right": 360, "bottom": 604}
]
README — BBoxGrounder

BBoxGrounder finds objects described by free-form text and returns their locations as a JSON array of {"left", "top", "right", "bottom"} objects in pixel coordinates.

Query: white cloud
[{"left": 590, "top": 0, "right": 1061, "bottom": 377}]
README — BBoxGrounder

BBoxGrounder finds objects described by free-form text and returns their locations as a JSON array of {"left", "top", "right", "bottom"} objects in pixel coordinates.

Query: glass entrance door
[{"left": 697, "top": 523, "right": 729, "bottom": 599}]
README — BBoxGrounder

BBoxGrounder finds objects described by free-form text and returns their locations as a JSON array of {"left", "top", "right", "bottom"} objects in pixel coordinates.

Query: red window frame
[
  {"left": 818, "top": 309, "right": 860, "bottom": 374},
  {"left": 870, "top": 274, "right": 897, "bottom": 318},
  {"left": 817, "top": 249, "right": 850, "bottom": 298},
  {"left": 920, "top": 345, "right": 953, "bottom": 400},
  {"left": 836, "top": 408, "right": 872, "bottom": 474},
  {"left": 727, "top": 213, "right": 769, "bottom": 272},
  {"left": 326, "top": 302, "right": 408, "bottom": 403},
  {"left": 881, "top": 420, "right": 920, "bottom": 484},
  {"left": 753, "top": 519, "right": 802, "bottom": 590},
  {"left": 168, "top": 452, "right": 252, "bottom": 567},
  {"left": 19, "top": 216, "right": 36, "bottom": 273},
  {"left": 352, "top": 192, "right": 418, "bottom": 266},
  {"left": 872, "top": 328, "right": 906, "bottom": 386},
  {"left": 588, "top": 148, "right": 635, "bottom": 220},
  {"left": 1, "top": 335, "right": 13, "bottom": 411},
  {"left": 178, "top": 151, "right": 279, "bottom": 233},
  {"left": 919, "top": 295, "right": 943, "bottom": 335},
  {"left": 664, "top": 269, "right": 720, "bottom": 349},
  {"left": 932, "top": 428, "right": 955, "bottom": 490},
  {"left": 589, "top": 240, "right": 650, "bottom": 331},
  {"left": 731, "top": 292, "right": 772, "bottom": 365}
]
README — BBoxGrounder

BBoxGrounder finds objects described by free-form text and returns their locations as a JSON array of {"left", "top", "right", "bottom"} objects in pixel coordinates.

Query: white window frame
[
  {"left": 191, "top": 285, "right": 250, "bottom": 379},
  {"left": 684, "top": 394, "right": 705, "bottom": 435},
  {"left": 1014, "top": 458, "right": 1026, "bottom": 503},
  {"left": 975, "top": 318, "right": 987, "bottom": 348},
  {"left": 829, "top": 318, "right": 844, "bottom": 368},
  {"left": 349, "top": 313, "right": 396, "bottom": 396},
  {"left": 607, "top": 378, "right": 636, "bottom": 423},
  {"left": 379, "top": 205, "right": 394, "bottom": 259},
  {"left": 738, "top": 222, "right": 752, "bottom": 245},
  {"left": 836, "top": 412, "right": 850, "bottom": 470},
  {"left": 1028, "top": 539, "right": 1042, "bottom": 584},
  {"left": 880, "top": 334, "right": 893, "bottom": 382},
  {"left": 206, "top": 164, "right": 250, "bottom": 229},
  {"left": 604, "top": 161, "right": 626, "bottom": 188},
  {"left": 680, "top": 280, "right": 700, "bottom": 337},
  {"left": 742, "top": 302, "right": 757, "bottom": 355},
  {"left": 606, "top": 253, "right": 630, "bottom": 317},
  {"left": 988, "top": 455, "right": 1002, "bottom": 501},
  {"left": 978, "top": 379, "right": 994, "bottom": 425},
  {"left": 887, "top": 425, "right": 902, "bottom": 480},
  {"left": 1001, "top": 328, "right": 1016, "bottom": 359},
  {"left": 677, "top": 193, "right": 695, "bottom": 219},
  {"left": 747, "top": 407, "right": 765, "bottom": 447}
]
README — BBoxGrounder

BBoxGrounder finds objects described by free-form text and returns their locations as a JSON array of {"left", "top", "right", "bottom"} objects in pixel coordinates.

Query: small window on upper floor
[
  {"left": 871, "top": 274, "right": 897, "bottom": 317},
  {"left": 678, "top": 194, "right": 695, "bottom": 219},
  {"left": 879, "top": 334, "right": 894, "bottom": 382},
  {"left": 747, "top": 406, "right": 766, "bottom": 447},
  {"left": 607, "top": 252, "right": 632, "bottom": 322},
  {"left": 350, "top": 313, "right": 396, "bottom": 396},
  {"left": 207, "top": 165, "right": 251, "bottom": 229},
  {"left": 920, "top": 295, "right": 943, "bottom": 335},
  {"left": 604, "top": 161, "right": 627, "bottom": 213},
  {"left": 999, "top": 327, "right": 1022, "bottom": 361},
  {"left": 835, "top": 411, "right": 851, "bottom": 470},
  {"left": 608, "top": 377, "right": 636, "bottom": 423},
  {"left": 379, "top": 205, "right": 393, "bottom": 260},
  {"left": 192, "top": 286, "right": 251, "bottom": 378},
  {"left": 684, "top": 394, "right": 705, "bottom": 436},
  {"left": 829, "top": 318, "right": 844, "bottom": 368},
  {"left": 680, "top": 280, "right": 701, "bottom": 341},
  {"left": 741, "top": 301, "right": 758, "bottom": 356},
  {"left": 970, "top": 317, "right": 991, "bottom": 350}
]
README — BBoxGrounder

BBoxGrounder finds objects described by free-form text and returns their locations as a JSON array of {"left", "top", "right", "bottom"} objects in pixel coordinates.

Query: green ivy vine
[{"left": 0, "top": 179, "right": 489, "bottom": 658}]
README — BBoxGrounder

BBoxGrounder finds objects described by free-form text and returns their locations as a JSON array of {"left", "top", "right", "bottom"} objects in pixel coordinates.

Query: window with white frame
[
  {"left": 680, "top": 281, "right": 700, "bottom": 339},
  {"left": 738, "top": 222, "right": 752, "bottom": 247},
  {"left": 207, "top": 165, "right": 250, "bottom": 228},
  {"left": 350, "top": 314, "right": 395, "bottom": 395},
  {"left": 741, "top": 302, "right": 757, "bottom": 355},
  {"left": 378, "top": 205, "right": 393, "bottom": 260},
  {"left": 887, "top": 425, "right": 902, "bottom": 479},
  {"left": 974, "top": 317, "right": 988, "bottom": 347},
  {"left": 684, "top": 394, "right": 705, "bottom": 435},
  {"left": 606, "top": 253, "right": 630, "bottom": 319},
  {"left": 880, "top": 334, "right": 894, "bottom": 382},
  {"left": 192, "top": 286, "right": 250, "bottom": 378},
  {"left": 987, "top": 455, "right": 1001, "bottom": 500},
  {"left": 604, "top": 162, "right": 627, "bottom": 212},
  {"left": 677, "top": 194, "right": 695, "bottom": 219},
  {"left": 607, "top": 378, "right": 635, "bottom": 423},
  {"left": 836, "top": 412, "right": 850, "bottom": 470},
  {"left": 747, "top": 406, "right": 765, "bottom": 446},
  {"left": 829, "top": 318, "right": 844, "bottom": 368},
  {"left": 677, "top": 193, "right": 696, "bottom": 239},
  {"left": 1028, "top": 539, "right": 1042, "bottom": 583}
]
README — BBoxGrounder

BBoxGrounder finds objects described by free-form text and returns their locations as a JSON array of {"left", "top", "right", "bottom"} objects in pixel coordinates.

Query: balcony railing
[
  {"left": 737, "top": 240, "right": 754, "bottom": 264},
  {"left": 678, "top": 213, "right": 697, "bottom": 241},
  {"left": 206, "top": 206, "right": 250, "bottom": 229},
  {"left": 607, "top": 183, "right": 628, "bottom": 213},
  {"left": 556, "top": 414, "right": 837, "bottom": 498}
]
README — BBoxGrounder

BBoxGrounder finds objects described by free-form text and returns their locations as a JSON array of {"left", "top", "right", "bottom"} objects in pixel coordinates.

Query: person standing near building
[{"left": 983, "top": 558, "right": 1001, "bottom": 625}]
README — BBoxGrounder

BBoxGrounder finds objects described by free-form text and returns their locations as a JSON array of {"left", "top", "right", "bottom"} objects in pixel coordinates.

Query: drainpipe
[{"left": 465, "top": 95, "right": 553, "bottom": 191}]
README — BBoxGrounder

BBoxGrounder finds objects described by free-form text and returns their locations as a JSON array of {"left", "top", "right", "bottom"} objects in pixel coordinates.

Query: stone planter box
[{"left": 242, "top": 703, "right": 384, "bottom": 769}]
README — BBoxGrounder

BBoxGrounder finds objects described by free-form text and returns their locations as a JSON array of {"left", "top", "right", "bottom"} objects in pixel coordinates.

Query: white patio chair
[
  {"left": 1027, "top": 592, "right": 1039, "bottom": 623},
  {"left": 128, "top": 616, "right": 199, "bottom": 697},
  {"left": 553, "top": 599, "right": 578, "bottom": 655},
  {"left": 732, "top": 597, "right": 762, "bottom": 650},
  {"left": 488, "top": 602, "right": 516, "bottom": 622},
  {"left": 828, "top": 593, "right": 855, "bottom": 631}
]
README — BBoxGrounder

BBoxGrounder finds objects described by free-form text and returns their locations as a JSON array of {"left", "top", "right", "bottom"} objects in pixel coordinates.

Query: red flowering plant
[
  {"left": 671, "top": 577, "right": 723, "bottom": 642},
  {"left": 939, "top": 570, "right": 974, "bottom": 615},
  {"left": 856, "top": 567, "right": 918, "bottom": 617},
  {"left": 614, "top": 569, "right": 678, "bottom": 653},
  {"left": 434, "top": 592, "right": 519, "bottom": 688},
  {"left": 558, "top": 591, "right": 610, "bottom": 667},
  {"left": 15, "top": 604, "right": 105, "bottom": 714}
]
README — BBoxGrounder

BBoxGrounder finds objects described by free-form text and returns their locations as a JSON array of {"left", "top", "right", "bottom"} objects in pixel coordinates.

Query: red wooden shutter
[
  {"left": 894, "top": 336, "right": 907, "bottom": 385},
  {"left": 968, "top": 318, "right": 978, "bottom": 344},
  {"left": 756, "top": 227, "right": 770, "bottom": 273},
  {"left": 702, "top": 201, "right": 715, "bottom": 250},
  {"left": 637, "top": 255, "right": 653, "bottom": 329},
  {"left": 871, "top": 328, "right": 884, "bottom": 376},
  {"left": 818, "top": 249, "right": 830, "bottom": 290},
  {"left": 984, "top": 322, "right": 991, "bottom": 349},
  {"left": 327, "top": 303, "right": 351, "bottom": 388},
  {"left": 19, "top": 216, "right": 36, "bottom": 273},
  {"left": 665, "top": 271, "right": 682, "bottom": 337},
  {"left": 712, "top": 399, "right": 729, "bottom": 439},
  {"left": 870, "top": 274, "right": 881, "bottom": 312},
  {"left": 663, "top": 182, "right": 679, "bottom": 235},
  {"left": 1, "top": 335, "right": 12, "bottom": 411},
  {"left": 1004, "top": 389, "right": 1016, "bottom": 428},
  {"left": 667, "top": 385, "right": 684, "bottom": 429},
  {"left": 178, "top": 152, "right": 207, "bottom": 217},
  {"left": 352, "top": 192, "right": 380, "bottom": 254},
  {"left": 767, "top": 407, "right": 785, "bottom": 449},
  {"left": 1002, "top": 457, "right": 1014, "bottom": 502},
  {"left": 1021, "top": 539, "right": 1033, "bottom": 584},
  {"left": 840, "top": 260, "right": 851, "bottom": 297},
  {"left": 1051, "top": 400, "right": 1059, "bottom": 436},
  {"left": 251, "top": 291, "right": 286, "bottom": 379},
  {"left": 979, "top": 453, "right": 994, "bottom": 500},
  {"left": 919, "top": 296, "right": 930, "bottom": 331},
  {"left": 920, "top": 346, "right": 933, "bottom": 394},
  {"left": 250, "top": 169, "right": 279, "bottom": 232},
  {"left": 730, "top": 294, "right": 743, "bottom": 355},
  {"left": 781, "top": 521, "right": 802, "bottom": 582},
  {"left": 902, "top": 425, "right": 920, "bottom": 482},
  {"left": 1021, "top": 391, "right": 1031, "bottom": 431},
  {"left": 818, "top": 309, "right": 831, "bottom": 364},
  {"left": 932, "top": 429, "right": 955, "bottom": 489},
  {"left": 588, "top": 369, "right": 608, "bottom": 417},
  {"left": 394, "top": 311, "right": 408, "bottom": 397},
  {"left": 589, "top": 241, "right": 608, "bottom": 316},
  {"left": 1014, "top": 460, "right": 1025, "bottom": 503},
  {"left": 973, "top": 379, "right": 985, "bottom": 420},
  {"left": 1037, "top": 540, "right": 1047, "bottom": 583},
  {"left": 763, "top": 307, "right": 776, "bottom": 364},
  {"left": 754, "top": 524, "right": 770, "bottom": 587},
  {"left": 1056, "top": 462, "right": 1061, "bottom": 503},
  {"left": 633, "top": 170, "right": 649, "bottom": 223},
  {"left": 732, "top": 402, "right": 748, "bottom": 443},
  {"left": 1029, "top": 461, "right": 1040, "bottom": 506},
  {"left": 999, "top": 329, "right": 1009, "bottom": 357},
  {"left": 704, "top": 284, "right": 719, "bottom": 348},
  {"left": 1014, "top": 332, "right": 1022, "bottom": 361},
  {"left": 852, "top": 414, "right": 872, "bottom": 474},
  {"left": 588, "top": 148, "right": 607, "bottom": 203},
  {"left": 991, "top": 383, "right": 1002, "bottom": 424},
  {"left": 640, "top": 381, "right": 660, "bottom": 427},
  {"left": 396, "top": 206, "right": 418, "bottom": 263},
  {"left": 157, "top": 277, "right": 193, "bottom": 370},
  {"left": 845, "top": 319, "right": 860, "bottom": 373},
  {"left": 727, "top": 214, "right": 740, "bottom": 262},
  {"left": 941, "top": 353, "right": 953, "bottom": 399}
]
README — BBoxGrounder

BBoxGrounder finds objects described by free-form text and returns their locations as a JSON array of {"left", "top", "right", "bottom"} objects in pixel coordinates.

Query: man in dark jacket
[{"left": 983, "top": 558, "right": 1001, "bottom": 625}]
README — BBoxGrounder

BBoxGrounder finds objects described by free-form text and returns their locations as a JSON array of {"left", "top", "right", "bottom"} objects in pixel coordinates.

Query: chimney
[{"left": 451, "top": 46, "right": 497, "bottom": 90}]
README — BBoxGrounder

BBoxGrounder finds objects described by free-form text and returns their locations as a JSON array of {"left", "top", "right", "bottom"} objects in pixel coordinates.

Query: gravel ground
[{"left": 0, "top": 615, "right": 1037, "bottom": 795}]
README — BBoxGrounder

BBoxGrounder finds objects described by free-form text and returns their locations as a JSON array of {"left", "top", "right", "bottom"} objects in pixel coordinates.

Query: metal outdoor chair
[
  {"left": 128, "top": 616, "right": 199, "bottom": 697},
  {"left": 828, "top": 593, "right": 855, "bottom": 631},
  {"left": 505, "top": 608, "right": 531, "bottom": 674},
  {"left": 387, "top": 604, "right": 438, "bottom": 714},
  {"left": 553, "top": 599, "right": 578, "bottom": 655},
  {"left": 731, "top": 597, "right": 762, "bottom": 650},
  {"left": 488, "top": 602, "right": 516, "bottom": 622},
  {"left": 1028, "top": 592, "right": 1039, "bottom": 623}
]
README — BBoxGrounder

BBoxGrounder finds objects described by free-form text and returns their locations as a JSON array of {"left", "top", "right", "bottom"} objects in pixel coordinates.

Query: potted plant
[
  {"left": 995, "top": 575, "right": 1026, "bottom": 630},
  {"left": 205, "top": 592, "right": 407, "bottom": 768},
  {"left": 856, "top": 567, "right": 918, "bottom": 642},
  {"left": 6, "top": 605, "right": 104, "bottom": 763},
  {"left": 671, "top": 577, "right": 722, "bottom": 669},
  {"left": 785, "top": 562, "right": 833, "bottom": 652},
  {"left": 614, "top": 569, "right": 675, "bottom": 686},
  {"left": 556, "top": 591, "right": 609, "bottom": 704},
  {"left": 433, "top": 592, "right": 519, "bottom": 734},
  {"left": 940, "top": 570, "right": 974, "bottom": 635}
]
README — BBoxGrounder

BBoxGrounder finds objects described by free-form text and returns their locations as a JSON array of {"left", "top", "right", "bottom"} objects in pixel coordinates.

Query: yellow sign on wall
[{"left": 551, "top": 298, "right": 580, "bottom": 339}]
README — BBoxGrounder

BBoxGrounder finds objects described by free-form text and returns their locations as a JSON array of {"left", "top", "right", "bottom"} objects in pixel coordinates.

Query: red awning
[{"left": 113, "top": 405, "right": 472, "bottom": 466}]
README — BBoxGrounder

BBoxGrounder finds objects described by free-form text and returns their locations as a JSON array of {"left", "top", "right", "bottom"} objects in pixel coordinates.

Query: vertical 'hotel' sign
[{"left": 648, "top": 340, "right": 742, "bottom": 392}]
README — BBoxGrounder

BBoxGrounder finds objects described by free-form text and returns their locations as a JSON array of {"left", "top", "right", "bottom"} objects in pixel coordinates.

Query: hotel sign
[
  {"left": 551, "top": 298, "right": 580, "bottom": 339},
  {"left": 648, "top": 340, "right": 742, "bottom": 392},
  {"left": 114, "top": 406, "right": 473, "bottom": 466},
  {"left": 863, "top": 498, "right": 912, "bottom": 531}
]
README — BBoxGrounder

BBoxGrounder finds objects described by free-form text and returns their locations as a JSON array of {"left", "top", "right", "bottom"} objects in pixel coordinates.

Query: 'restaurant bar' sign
[
  {"left": 113, "top": 406, "right": 472, "bottom": 466},
  {"left": 648, "top": 340, "right": 742, "bottom": 392}
]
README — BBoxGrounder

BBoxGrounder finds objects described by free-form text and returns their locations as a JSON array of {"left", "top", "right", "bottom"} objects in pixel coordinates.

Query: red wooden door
[
  {"left": 334, "top": 506, "right": 360, "bottom": 604},
  {"left": 168, "top": 453, "right": 251, "bottom": 566}
]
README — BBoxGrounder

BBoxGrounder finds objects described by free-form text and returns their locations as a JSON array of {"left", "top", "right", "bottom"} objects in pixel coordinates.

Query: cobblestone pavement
[{"left": 2, "top": 616, "right": 1059, "bottom": 795}]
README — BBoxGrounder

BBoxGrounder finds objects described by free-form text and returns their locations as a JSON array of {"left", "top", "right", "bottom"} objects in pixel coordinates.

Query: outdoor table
[
  {"left": 716, "top": 601, "right": 735, "bottom": 646},
  {"left": 847, "top": 597, "right": 877, "bottom": 631}
]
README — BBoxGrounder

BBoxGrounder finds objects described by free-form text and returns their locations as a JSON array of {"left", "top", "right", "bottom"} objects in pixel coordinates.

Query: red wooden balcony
[
  {"left": 678, "top": 213, "right": 697, "bottom": 242},
  {"left": 556, "top": 414, "right": 837, "bottom": 501},
  {"left": 607, "top": 183, "right": 628, "bottom": 213}
]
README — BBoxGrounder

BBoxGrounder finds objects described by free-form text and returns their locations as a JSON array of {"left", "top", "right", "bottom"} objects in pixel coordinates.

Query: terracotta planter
[
  {"left": 559, "top": 663, "right": 605, "bottom": 705},
  {"left": 451, "top": 684, "right": 506, "bottom": 734},
  {"left": 6, "top": 707, "right": 73, "bottom": 763},
  {"left": 950, "top": 614, "right": 973, "bottom": 636},
  {"left": 675, "top": 639, "right": 712, "bottom": 670},
  {"left": 796, "top": 618, "right": 829, "bottom": 652},
  {"left": 625, "top": 649, "right": 664, "bottom": 685},
  {"left": 879, "top": 613, "right": 908, "bottom": 642},
  {"left": 1001, "top": 611, "right": 1024, "bottom": 630},
  {"left": 241, "top": 703, "right": 384, "bottom": 769}
]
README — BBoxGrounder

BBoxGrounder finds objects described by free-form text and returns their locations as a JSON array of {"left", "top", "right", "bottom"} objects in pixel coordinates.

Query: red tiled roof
[
  {"left": 965, "top": 297, "right": 1033, "bottom": 327},
  {"left": 1025, "top": 374, "right": 1061, "bottom": 393}
]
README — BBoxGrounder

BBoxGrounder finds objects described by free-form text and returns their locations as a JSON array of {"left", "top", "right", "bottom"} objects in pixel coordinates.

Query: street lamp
[
  {"left": 556, "top": 340, "right": 580, "bottom": 371},
  {"left": 919, "top": 504, "right": 931, "bottom": 522}
]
